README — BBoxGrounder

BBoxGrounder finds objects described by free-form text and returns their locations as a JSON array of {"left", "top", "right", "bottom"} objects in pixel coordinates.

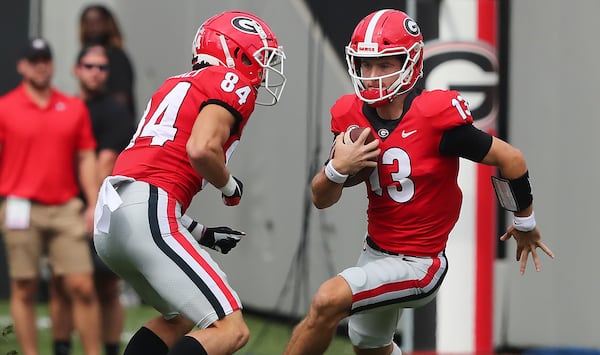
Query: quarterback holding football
[{"left": 285, "top": 9, "right": 553, "bottom": 355}]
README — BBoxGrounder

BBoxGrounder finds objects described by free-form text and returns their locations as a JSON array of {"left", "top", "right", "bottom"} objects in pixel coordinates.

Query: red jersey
[
  {"left": 331, "top": 89, "right": 474, "bottom": 256},
  {"left": 113, "top": 66, "right": 256, "bottom": 210},
  {"left": 0, "top": 84, "right": 97, "bottom": 204}
]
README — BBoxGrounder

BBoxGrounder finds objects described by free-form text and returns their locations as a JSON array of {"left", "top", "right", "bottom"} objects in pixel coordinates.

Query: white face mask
[{"left": 345, "top": 42, "right": 422, "bottom": 106}]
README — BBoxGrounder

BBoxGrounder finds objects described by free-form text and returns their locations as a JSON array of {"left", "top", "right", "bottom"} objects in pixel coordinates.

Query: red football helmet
[
  {"left": 192, "top": 10, "right": 286, "bottom": 106},
  {"left": 346, "top": 9, "right": 424, "bottom": 106}
]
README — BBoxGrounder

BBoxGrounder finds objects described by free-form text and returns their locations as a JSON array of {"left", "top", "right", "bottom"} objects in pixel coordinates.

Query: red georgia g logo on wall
[{"left": 423, "top": 41, "right": 498, "bottom": 131}]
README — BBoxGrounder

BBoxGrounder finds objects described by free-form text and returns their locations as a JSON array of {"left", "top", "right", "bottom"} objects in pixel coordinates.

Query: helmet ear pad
[
  {"left": 236, "top": 49, "right": 253, "bottom": 66},
  {"left": 233, "top": 47, "right": 263, "bottom": 86}
]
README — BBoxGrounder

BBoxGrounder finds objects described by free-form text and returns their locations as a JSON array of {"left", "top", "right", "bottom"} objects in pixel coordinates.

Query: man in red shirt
[
  {"left": 0, "top": 38, "right": 101, "bottom": 355},
  {"left": 93, "top": 10, "right": 286, "bottom": 355},
  {"left": 284, "top": 10, "right": 554, "bottom": 355}
]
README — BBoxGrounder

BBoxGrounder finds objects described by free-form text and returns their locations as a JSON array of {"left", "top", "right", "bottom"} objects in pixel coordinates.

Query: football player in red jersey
[
  {"left": 284, "top": 9, "right": 553, "bottom": 355},
  {"left": 92, "top": 10, "right": 286, "bottom": 355}
]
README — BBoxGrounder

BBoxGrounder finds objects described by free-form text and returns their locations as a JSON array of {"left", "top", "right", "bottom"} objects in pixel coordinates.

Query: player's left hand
[
  {"left": 199, "top": 226, "right": 246, "bottom": 254},
  {"left": 500, "top": 226, "right": 554, "bottom": 275}
]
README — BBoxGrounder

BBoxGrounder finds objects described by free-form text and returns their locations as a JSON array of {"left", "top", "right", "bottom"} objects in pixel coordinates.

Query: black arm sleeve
[{"left": 439, "top": 124, "right": 493, "bottom": 162}]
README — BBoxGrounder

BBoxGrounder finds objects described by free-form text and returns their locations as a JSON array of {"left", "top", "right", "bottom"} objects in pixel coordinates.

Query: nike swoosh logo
[{"left": 401, "top": 129, "right": 417, "bottom": 138}]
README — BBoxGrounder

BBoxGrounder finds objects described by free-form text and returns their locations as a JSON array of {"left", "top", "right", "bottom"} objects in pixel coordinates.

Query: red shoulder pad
[
  {"left": 413, "top": 89, "right": 474, "bottom": 131},
  {"left": 330, "top": 94, "right": 365, "bottom": 134},
  {"left": 188, "top": 66, "right": 257, "bottom": 120}
]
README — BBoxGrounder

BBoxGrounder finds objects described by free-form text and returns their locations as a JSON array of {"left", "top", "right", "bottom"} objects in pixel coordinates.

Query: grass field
[{"left": 0, "top": 300, "right": 353, "bottom": 355}]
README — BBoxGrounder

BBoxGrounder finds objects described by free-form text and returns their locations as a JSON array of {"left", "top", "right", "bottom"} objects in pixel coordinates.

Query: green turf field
[{"left": 0, "top": 300, "right": 353, "bottom": 355}]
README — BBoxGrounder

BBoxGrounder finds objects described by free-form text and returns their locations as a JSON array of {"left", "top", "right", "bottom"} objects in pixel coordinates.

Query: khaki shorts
[{"left": 0, "top": 198, "right": 92, "bottom": 279}]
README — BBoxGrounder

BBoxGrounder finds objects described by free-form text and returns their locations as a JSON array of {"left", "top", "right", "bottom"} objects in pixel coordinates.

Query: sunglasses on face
[{"left": 80, "top": 63, "right": 109, "bottom": 71}]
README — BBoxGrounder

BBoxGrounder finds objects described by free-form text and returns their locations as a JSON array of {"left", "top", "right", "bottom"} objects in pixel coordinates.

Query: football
[{"left": 342, "top": 126, "right": 377, "bottom": 187}]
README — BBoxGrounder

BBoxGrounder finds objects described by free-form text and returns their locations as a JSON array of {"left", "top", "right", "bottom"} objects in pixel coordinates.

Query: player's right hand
[
  {"left": 332, "top": 130, "right": 379, "bottom": 176},
  {"left": 200, "top": 226, "right": 246, "bottom": 254},
  {"left": 222, "top": 176, "right": 243, "bottom": 206}
]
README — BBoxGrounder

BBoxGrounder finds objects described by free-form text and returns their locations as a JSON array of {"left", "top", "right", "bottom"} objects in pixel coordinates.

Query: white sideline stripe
[
  {"left": 2, "top": 315, "right": 135, "bottom": 343},
  {"left": 121, "top": 331, "right": 135, "bottom": 342},
  {"left": 0, "top": 315, "right": 51, "bottom": 330},
  {"left": 0, "top": 315, "right": 11, "bottom": 325}
]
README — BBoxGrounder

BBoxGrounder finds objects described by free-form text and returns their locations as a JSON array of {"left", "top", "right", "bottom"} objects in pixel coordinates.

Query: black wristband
[
  {"left": 187, "top": 220, "right": 198, "bottom": 233},
  {"left": 492, "top": 171, "right": 533, "bottom": 212},
  {"left": 510, "top": 171, "right": 533, "bottom": 212}
]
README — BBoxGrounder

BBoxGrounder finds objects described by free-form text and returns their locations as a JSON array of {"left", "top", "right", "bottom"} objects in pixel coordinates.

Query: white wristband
[
  {"left": 219, "top": 175, "right": 237, "bottom": 196},
  {"left": 513, "top": 212, "right": 536, "bottom": 232},
  {"left": 325, "top": 160, "right": 348, "bottom": 184}
]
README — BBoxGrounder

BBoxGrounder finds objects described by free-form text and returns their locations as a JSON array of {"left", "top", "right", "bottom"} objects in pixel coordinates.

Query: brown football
[{"left": 342, "top": 126, "right": 376, "bottom": 187}]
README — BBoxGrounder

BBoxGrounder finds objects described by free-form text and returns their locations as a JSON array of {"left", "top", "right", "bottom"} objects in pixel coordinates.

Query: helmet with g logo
[
  {"left": 346, "top": 9, "right": 424, "bottom": 106},
  {"left": 192, "top": 11, "right": 286, "bottom": 105}
]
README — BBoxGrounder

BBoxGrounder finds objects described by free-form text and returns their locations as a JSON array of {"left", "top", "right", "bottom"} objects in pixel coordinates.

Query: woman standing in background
[{"left": 79, "top": 4, "right": 136, "bottom": 117}]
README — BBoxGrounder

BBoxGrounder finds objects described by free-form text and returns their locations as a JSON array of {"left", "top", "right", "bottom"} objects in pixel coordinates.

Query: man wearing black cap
[
  {"left": 0, "top": 37, "right": 102, "bottom": 355},
  {"left": 21, "top": 37, "right": 53, "bottom": 61},
  {"left": 49, "top": 43, "right": 135, "bottom": 355}
]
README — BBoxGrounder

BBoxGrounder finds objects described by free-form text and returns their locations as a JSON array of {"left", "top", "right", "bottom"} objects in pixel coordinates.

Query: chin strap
[
  {"left": 362, "top": 88, "right": 390, "bottom": 107},
  {"left": 362, "top": 88, "right": 406, "bottom": 108},
  {"left": 218, "top": 34, "right": 235, "bottom": 68}
]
